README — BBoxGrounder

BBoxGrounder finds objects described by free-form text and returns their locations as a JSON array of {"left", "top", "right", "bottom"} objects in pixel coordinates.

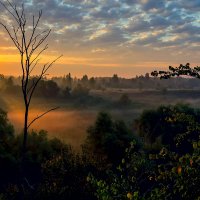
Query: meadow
[{"left": 4, "top": 88, "right": 200, "bottom": 149}]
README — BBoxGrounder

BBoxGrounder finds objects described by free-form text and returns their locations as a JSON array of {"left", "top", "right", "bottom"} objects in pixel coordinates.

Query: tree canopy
[
  {"left": 151, "top": 63, "right": 200, "bottom": 79},
  {"left": 84, "top": 112, "right": 135, "bottom": 166},
  {"left": 135, "top": 104, "right": 200, "bottom": 153},
  {"left": 0, "top": 108, "right": 14, "bottom": 139}
]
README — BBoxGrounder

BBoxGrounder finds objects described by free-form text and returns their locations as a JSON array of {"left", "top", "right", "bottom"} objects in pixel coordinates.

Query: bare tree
[{"left": 0, "top": 0, "right": 62, "bottom": 155}]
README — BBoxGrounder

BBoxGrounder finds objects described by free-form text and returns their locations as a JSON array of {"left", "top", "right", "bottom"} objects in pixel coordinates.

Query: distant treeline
[{"left": 1, "top": 73, "right": 200, "bottom": 98}]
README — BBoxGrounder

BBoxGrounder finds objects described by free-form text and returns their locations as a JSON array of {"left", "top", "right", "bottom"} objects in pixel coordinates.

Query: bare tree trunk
[
  {"left": 23, "top": 105, "right": 29, "bottom": 156},
  {"left": 0, "top": 2, "right": 61, "bottom": 195}
]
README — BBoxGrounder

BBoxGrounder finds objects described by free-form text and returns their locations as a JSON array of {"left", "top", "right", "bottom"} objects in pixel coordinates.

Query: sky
[{"left": 0, "top": 0, "right": 199, "bottom": 78}]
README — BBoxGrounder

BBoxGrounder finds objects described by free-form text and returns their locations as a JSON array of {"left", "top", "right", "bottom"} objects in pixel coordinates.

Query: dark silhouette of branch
[
  {"left": 28, "top": 107, "right": 60, "bottom": 129},
  {"left": 0, "top": 0, "right": 62, "bottom": 195},
  {"left": 27, "top": 55, "right": 63, "bottom": 106},
  {"left": 0, "top": 0, "right": 62, "bottom": 155},
  {"left": 151, "top": 63, "right": 200, "bottom": 79}
]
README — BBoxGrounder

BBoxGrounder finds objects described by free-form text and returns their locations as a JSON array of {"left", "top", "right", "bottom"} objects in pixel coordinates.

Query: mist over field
[
  {"left": 2, "top": 76, "right": 200, "bottom": 150},
  {"left": 8, "top": 109, "right": 96, "bottom": 149}
]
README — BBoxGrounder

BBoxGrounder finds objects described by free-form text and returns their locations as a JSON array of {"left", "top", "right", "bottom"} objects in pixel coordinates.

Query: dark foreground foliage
[
  {"left": 0, "top": 105, "right": 199, "bottom": 199},
  {"left": 135, "top": 103, "right": 200, "bottom": 154}
]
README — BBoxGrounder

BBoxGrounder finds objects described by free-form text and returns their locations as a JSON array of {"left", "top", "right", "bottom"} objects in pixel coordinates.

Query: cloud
[
  {"left": 0, "top": 0, "right": 199, "bottom": 68},
  {"left": 141, "top": 0, "right": 166, "bottom": 12},
  {"left": 179, "top": 0, "right": 200, "bottom": 11},
  {"left": 91, "top": 48, "right": 106, "bottom": 53}
]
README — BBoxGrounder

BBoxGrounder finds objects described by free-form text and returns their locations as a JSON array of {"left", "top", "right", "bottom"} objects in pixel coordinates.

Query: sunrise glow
[{"left": 0, "top": 0, "right": 199, "bottom": 77}]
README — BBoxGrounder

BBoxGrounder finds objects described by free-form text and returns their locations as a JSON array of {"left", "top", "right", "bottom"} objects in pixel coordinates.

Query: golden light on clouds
[
  {"left": 0, "top": 0, "right": 199, "bottom": 77},
  {"left": 89, "top": 29, "right": 108, "bottom": 41}
]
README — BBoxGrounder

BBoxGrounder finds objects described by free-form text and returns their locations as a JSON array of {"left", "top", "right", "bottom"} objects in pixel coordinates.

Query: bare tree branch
[
  {"left": 27, "top": 107, "right": 60, "bottom": 129},
  {"left": 0, "top": 1, "right": 62, "bottom": 192},
  {"left": 32, "top": 29, "right": 51, "bottom": 50},
  {"left": 43, "top": 55, "right": 63, "bottom": 74},
  {"left": 0, "top": 22, "right": 22, "bottom": 52},
  {"left": 29, "top": 58, "right": 40, "bottom": 75},
  {"left": 0, "top": 0, "right": 62, "bottom": 156},
  {"left": 29, "top": 44, "right": 48, "bottom": 65},
  {"left": 27, "top": 55, "right": 62, "bottom": 106},
  {"left": 0, "top": 0, "right": 19, "bottom": 23},
  {"left": 26, "top": 11, "right": 42, "bottom": 49}
]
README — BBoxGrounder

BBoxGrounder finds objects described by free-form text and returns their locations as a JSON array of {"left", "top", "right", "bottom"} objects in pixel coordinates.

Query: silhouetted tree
[
  {"left": 0, "top": 74, "right": 4, "bottom": 79},
  {"left": 84, "top": 112, "right": 134, "bottom": 166},
  {"left": 71, "top": 83, "right": 90, "bottom": 98},
  {"left": 135, "top": 104, "right": 200, "bottom": 153},
  {"left": 81, "top": 75, "right": 89, "bottom": 86},
  {"left": 62, "top": 86, "right": 71, "bottom": 98},
  {"left": 111, "top": 74, "right": 119, "bottom": 87},
  {"left": 0, "top": 108, "right": 14, "bottom": 139},
  {"left": 65, "top": 73, "right": 73, "bottom": 88},
  {"left": 89, "top": 77, "right": 96, "bottom": 88},
  {"left": 151, "top": 63, "right": 200, "bottom": 79},
  {"left": 0, "top": 2, "right": 62, "bottom": 195},
  {"left": 33, "top": 79, "right": 60, "bottom": 98},
  {"left": 0, "top": 0, "right": 61, "bottom": 156},
  {"left": 145, "top": 73, "right": 150, "bottom": 79}
]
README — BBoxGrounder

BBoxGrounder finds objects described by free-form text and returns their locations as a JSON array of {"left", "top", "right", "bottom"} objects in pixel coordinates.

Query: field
[{"left": 4, "top": 88, "right": 200, "bottom": 149}]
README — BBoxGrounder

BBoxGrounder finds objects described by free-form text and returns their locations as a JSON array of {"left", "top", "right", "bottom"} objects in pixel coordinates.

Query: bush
[
  {"left": 89, "top": 140, "right": 200, "bottom": 200},
  {"left": 135, "top": 104, "right": 200, "bottom": 154},
  {"left": 83, "top": 112, "right": 136, "bottom": 168},
  {"left": 0, "top": 108, "right": 14, "bottom": 139}
]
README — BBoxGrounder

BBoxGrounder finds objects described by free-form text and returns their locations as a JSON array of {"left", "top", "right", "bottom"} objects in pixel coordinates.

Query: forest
[{"left": 0, "top": 72, "right": 200, "bottom": 200}]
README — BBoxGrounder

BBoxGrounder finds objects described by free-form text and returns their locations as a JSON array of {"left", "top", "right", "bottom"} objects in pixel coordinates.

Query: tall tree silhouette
[{"left": 0, "top": 0, "right": 62, "bottom": 156}]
